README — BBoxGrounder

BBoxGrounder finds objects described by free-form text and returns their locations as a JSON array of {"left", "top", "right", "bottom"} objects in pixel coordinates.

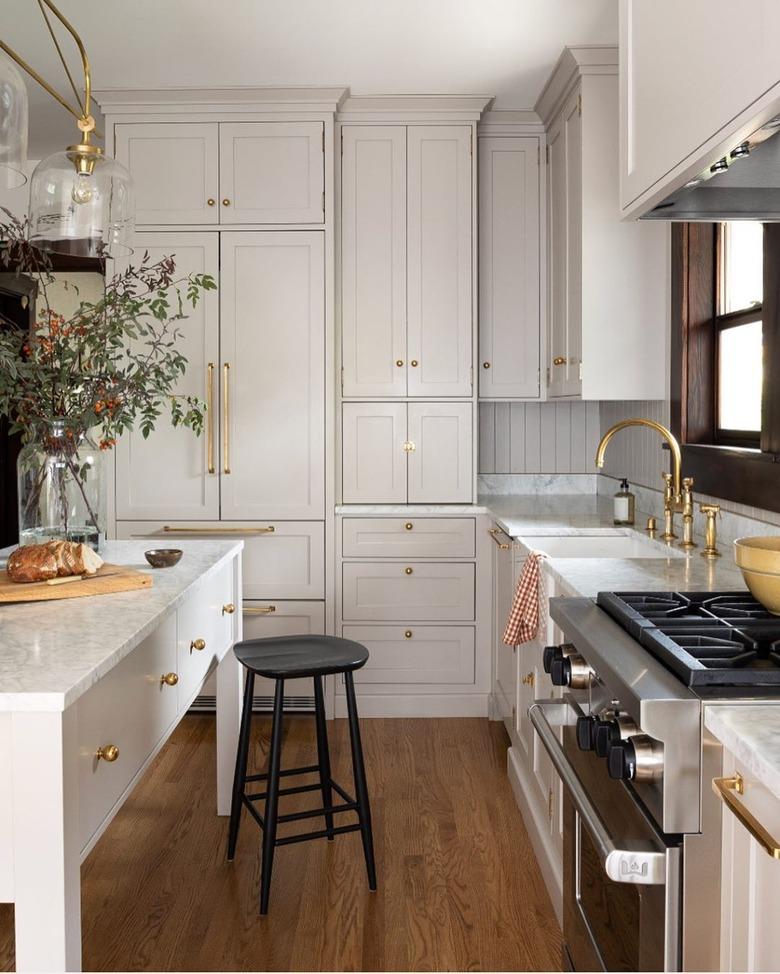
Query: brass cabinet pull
[
  {"left": 222, "top": 198, "right": 231, "bottom": 206},
  {"left": 223, "top": 363, "right": 231, "bottom": 474},
  {"left": 190, "top": 638, "right": 206, "bottom": 653},
  {"left": 243, "top": 605, "right": 276, "bottom": 615},
  {"left": 404, "top": 567, "right": 413, "bottom": 575},
  {"left": 521, "top": 672, "right": 535, "bottom": 687},
  {"left": 396, "top": 359, "right": 404, "bottom": 367},
  {"left": 96, "top": 744, "right": 119, "bottom": 763},
  {"left": 489, "top": 527, "right": 512, "bottom": 549},
  {"left": 160, "top": 672, "right": 179, "bottom": 687},
  {"left": 222, "top": 603, "right": 235, "bottom": 615},
  {"left": 410, "top": 359, "right": 419, "bottom": 367},
  {"left": 404, "top": 522, "right": 413, "bottom": 531},
  {"left": 207, "top": 198, "right": 216, "bottom": 206},
  {"left": 553, "top": 356, "right": 567, "bottom": 366},
  {"left": 206, "top": 362, "right": 215, "bottom": 474},
  {"left": 713, "top": 774, "right": 780, "bottom": 859},
  {"left": 404, "top": 630, "right": 413, "bottom": 639},
  {"left": 482, "top": 361, "right": 491, "bottom": 369},
  {"left": 162, "top": 525, "right": 275, "bottom": 535}
]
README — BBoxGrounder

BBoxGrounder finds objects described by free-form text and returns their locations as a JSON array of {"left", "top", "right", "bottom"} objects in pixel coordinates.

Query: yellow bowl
[
  {"left": 734, "top": 536, "right": 780, "bottom": 574},
  {"left": 738, "top": 567, "right": 780, "bottom": 616}
]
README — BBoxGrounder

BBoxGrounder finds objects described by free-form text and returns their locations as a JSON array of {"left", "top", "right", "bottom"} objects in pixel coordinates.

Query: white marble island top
[
  {"left": 705, "top": 705, "right": 780, "bottom": 800},
  {"left": 0, "top": 539, "right": 241, "bottom": 712}
]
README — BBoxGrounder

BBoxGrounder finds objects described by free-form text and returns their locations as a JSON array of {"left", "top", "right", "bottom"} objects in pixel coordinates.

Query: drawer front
[
  {"left": 177, "top": 561, "right": 234, "bottom": 703},
  {"left": 243, "top": 600, "right": 325, "bottom": 698},
  {"left": 342, "top": 517, "right": 475, "bottom": 558},
  {"left": 342, "top": 625, "right": 475, "bottom": 684},
  {"left": 77, "top": 613, "right": 178, "bottom": 849},
  {"left": 115, "top": 521, "right": 324, "bottom": 598},
  {"left": 342, "top": 562, "right": 475, "bottom": 621}
]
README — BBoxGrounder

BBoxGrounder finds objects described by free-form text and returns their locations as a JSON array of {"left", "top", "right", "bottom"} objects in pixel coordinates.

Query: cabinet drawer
[
  {"left": 77, "top": 614, "right": 178, "bottom": 849},
  {"left": 342, "top": 625, "right": 475, "bottom": 684},
  {"left": 342, "top": 517, "right": 475, "bottom": 558},
  {"left": 177, "top": 561, "right": 234, "bottom": 703},
  {"left": 342, "top": 562, "right": 475, "bottom": 621},
  {"left": 116, "top": 521, "right": 324, "bottom": 599}
]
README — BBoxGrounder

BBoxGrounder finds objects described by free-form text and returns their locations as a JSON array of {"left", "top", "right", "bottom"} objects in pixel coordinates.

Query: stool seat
[{"left": 233, "top": 634, "right": 369, "bottom": 680}]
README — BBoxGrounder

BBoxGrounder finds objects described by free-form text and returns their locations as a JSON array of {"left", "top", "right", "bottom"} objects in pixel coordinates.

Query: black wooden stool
[{"left": 227, "top": 634, "right": 377, "bottom": 914}]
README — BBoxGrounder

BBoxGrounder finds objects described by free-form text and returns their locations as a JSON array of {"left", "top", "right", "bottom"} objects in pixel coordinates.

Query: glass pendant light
[{"left": 0, "top": 54, "right": 29, "bottom": 189}]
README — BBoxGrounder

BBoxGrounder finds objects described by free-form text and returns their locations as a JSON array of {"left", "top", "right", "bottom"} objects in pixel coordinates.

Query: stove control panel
[{"left": 543, "top": 643, "right": 594, "bottom": 689}]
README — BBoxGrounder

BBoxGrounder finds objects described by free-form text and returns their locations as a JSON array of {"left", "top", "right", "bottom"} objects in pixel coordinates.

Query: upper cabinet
[
  {"left": 115, "top": 121, "right": 325, "bottom": 226},
  {"left": 536, "top": 47, "right": 667, "bottom": 401},
  {"left": 478, "top": 136, "right": 541, "bottom": 400},
  {"left": 341, "top": 123, "right": 473, "bottom": 398},
  {"left": 620, "top": 0, "right": 780, "bottom": 218}
]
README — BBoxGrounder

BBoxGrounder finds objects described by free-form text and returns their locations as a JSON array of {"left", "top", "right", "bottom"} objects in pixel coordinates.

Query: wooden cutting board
[{"left": 0, "top": 563, "right": 152, "bottom": 603}]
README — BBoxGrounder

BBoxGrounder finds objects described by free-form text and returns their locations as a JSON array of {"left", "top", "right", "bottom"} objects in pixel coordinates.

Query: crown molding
[
  {"left": 337, "top": 94, "right": 494, "bottom": 123},
  {"left": 534, "top": 45, "right": 617, "bottom": 126},
  {"left": 478, "top": 109, "right": 545, "bottom": 136},
  {"left": 94, "top": 86, "right": 350, "bottom": 116}
]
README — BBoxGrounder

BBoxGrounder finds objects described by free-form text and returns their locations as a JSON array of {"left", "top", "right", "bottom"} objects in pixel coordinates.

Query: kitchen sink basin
[{"left": 529, "top": 533, "right": 684, "bottom": 560}]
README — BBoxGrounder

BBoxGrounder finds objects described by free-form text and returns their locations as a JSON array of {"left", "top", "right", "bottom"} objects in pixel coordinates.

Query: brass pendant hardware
[
  {"left": 553, "top": 356, "right": 567, "bottom": 366},
  {"left": 396, "top": 359, "right": 404, "bottom": 367},
  {"left": 482, "top": 361, "right": 491, "bottom": 369},
  {"left": 222, "top": 198, "right": 231, "bottom": 206},
  {"left": 96, "top": 744, "right": 119, "bottom": 763},
  {"left": 404, "top": 522, "right": 413, "bottom": 531},
  {"left": 190, "top": 638, "right": 206, "bottom": 653},
  {"left": 404, "top": 630, "right": 413, "bottom": 639},
  {"left": 404, "top": 567, "right": 413, "bottom": 575},
  {"left": 244, "top": 605, "right": 276, "bottom": 615},
  {"left": 206, "top": 362, "right": 215, "bottom": 474},
  {"left": 521, "top": 672, "right": 535, "bottom": 687},
  {"left": 207, "top": 198, "right": 216, "bottom": 206},
  {"left": 410, "top": 359, "right": 419, "bottom": 367},
  {"left": 160, "top": 672, "right": 179, "bottom": 687},
  {"left": 222, "top": 603, "right": 236, "bottom": 615},
  {"left": 713, "top": 773, "right": 780, "bottom": 859}
]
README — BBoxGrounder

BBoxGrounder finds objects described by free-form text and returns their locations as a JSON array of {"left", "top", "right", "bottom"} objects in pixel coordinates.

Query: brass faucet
[{"left": 595, "top": 419, "right": 684, "bottom": 505}]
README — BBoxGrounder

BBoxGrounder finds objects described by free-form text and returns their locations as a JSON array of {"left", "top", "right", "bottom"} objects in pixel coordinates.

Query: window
[{"left": 671, "top": 223, "right": 780, "bottom": 512}]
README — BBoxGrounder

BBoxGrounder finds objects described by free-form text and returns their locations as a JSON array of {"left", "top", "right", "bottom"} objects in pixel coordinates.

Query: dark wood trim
[
  {"left": 681, "top": 443, "right": 780, "bottom": 512},
  {"left": 761, "top": 224, "right": 780, "bottom": 454}
]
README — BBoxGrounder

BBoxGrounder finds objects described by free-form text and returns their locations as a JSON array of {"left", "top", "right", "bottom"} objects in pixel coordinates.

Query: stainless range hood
[{"left": 643, "top": 117, "right": 780, "bottom": 221}]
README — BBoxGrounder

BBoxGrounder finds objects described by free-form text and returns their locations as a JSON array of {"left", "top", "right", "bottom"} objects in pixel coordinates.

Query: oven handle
[{"left": 529, "top": 700, "right": 668, "bottom": 886}]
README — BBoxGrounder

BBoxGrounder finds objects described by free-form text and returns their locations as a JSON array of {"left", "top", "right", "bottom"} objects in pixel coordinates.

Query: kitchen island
[{"left": 0, "top": 540, "right": 243, "bottom": 973}]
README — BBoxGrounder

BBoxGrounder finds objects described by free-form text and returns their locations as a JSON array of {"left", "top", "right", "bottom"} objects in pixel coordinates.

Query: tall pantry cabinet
[{"left": 97, "top": 87, "right": 345, "bottom": 709}]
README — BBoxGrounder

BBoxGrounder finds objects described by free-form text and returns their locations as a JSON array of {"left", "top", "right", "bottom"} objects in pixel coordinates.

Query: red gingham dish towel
[{"left": 503, "top": 552, "right": 546, "bottom": 645}]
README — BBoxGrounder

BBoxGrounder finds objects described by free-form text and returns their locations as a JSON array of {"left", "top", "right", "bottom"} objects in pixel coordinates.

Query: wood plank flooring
[{"left": 0, "top": 715, "right": 562, "bottom": 972}]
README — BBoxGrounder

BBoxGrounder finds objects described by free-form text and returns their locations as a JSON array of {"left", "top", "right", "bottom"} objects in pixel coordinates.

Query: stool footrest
[
  {"left": 275, "top": 823, "right": 363, "bottom": 847},
  {"left": 245, "top": 781, "right": 323, "bottom": 802},
  {"left": 245, "top": 764, "right": 319, "bottom": 783},
  {"left": 278, "top": 802, "right": 358, "bottom": 825}
]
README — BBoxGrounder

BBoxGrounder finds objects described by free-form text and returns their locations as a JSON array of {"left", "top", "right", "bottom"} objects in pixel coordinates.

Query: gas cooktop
[{"left": 597, "top": 591, "right": 780, "bottom": 688}]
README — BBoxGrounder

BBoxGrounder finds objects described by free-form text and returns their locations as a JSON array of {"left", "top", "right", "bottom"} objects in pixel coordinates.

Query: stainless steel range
[{"left": 534, "top": 591, "right": 780, "bottom": 973}]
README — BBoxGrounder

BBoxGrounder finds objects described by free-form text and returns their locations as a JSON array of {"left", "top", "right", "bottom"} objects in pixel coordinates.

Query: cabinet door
[
  {"left": 220, "top": 232, "right": 324, "bottom": 519},
  {"left": 219, "top": 122, "right": 324, "bottom": 224},
  {"left": 115, "top": 123, "right": 219, "bottom": 225},
  {"left": 563, "top": 92, "right": 583, "bottom": 398},
  {"left": 407, "top": 402, "right": 472, "bottom": 503},
  {"left": 115, "top": 233, "right": 219, "bottom": 520},
  {"left": 341, "top": 402, "right": 407, "bottom": 504},
  {"left": 341, "top": 126, "right": 407, "bottom": 397},
  {"left": 407, "top": 125, "right": 473, "bottom": 397},
  {"left": 478, "top": 137, "right": 540, "bottom": 399}
]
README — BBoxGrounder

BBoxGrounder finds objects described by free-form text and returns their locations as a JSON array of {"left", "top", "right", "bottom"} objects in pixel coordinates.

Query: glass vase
[{"left": 16, "top": 423, "right": 106, "bottom": 550}]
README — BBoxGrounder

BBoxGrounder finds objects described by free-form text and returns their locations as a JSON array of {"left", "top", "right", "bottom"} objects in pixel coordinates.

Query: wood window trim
[{"left": 671, "top": 222, "right": 780, "bottom": 512}]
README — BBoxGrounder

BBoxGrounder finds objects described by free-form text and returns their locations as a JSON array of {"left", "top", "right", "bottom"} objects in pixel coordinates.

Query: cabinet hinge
[
  {"left": 545, "top": 144, "right": 550, "bottom": 164},
  {"left": 578, "top": 92, "right": 582, "bottom": 116}
]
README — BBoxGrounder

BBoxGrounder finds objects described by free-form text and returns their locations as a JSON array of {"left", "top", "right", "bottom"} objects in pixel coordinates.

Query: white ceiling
[{"left": 5, "top": 0, "right": 617, "bottom": 157}]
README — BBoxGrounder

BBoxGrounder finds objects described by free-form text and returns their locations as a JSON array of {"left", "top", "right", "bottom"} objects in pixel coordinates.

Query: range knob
[
  {"left": 576, "top": 714, "right": 599, "bottom": 751},
  {"left": 594, "top": 715, "right": 639, "bottom": 758},
  {"left": 549, "top": 653, "right": 594, "bottom": 689},
  {"left": 607, "top": 735, "right": 663, "bottom": 782},
  {"left": 542, "top": 645, "right": 563, "bottom": 674}
]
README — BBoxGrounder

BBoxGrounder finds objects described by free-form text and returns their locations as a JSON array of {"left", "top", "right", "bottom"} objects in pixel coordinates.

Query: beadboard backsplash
[{"left": 598, "top": 400, "right": 672, "bottom": 488}]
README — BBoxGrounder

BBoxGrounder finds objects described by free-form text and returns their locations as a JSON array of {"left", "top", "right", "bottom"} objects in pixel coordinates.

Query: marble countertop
[
  {"left": 0, "top": 539, "right": 241, "bottom": 712},
  {"left": 705, "top": 705, "right": 780, "bottom": 800}
]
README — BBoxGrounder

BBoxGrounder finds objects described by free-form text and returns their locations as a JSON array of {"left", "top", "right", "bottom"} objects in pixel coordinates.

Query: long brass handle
[
  {"left": 206, "top": 362, "right": 215, "bottom": 474},
  {"left": 161, "top": 525, "right": 275, "bottom": 535},
  {"left": 713, "top": 774, "right": 780, "bottom": 859},
  {"left": 553, "top": 356, "right": 567, "bottom": 366},
  {"left": 223, "top": 362, "right": 231, "bottom": 474},
  {"left": 244, "top": 605, "right": 276, "bottom": 615},
  {"left": 489, "top": 527, "right": 512, "bottom": 550}
]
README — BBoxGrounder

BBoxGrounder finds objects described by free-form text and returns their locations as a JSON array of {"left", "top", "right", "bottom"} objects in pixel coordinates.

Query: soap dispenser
[{"left": 614, "top": 478, "right": 636, "bottom": 526}]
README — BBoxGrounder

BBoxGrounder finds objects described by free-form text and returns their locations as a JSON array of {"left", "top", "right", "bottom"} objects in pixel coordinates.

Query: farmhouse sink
[{"left": 530, "top": 532, "right": 684, "bottom": 560}]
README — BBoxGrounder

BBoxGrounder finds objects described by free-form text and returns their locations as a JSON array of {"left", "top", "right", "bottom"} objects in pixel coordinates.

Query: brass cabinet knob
[
  {"left": 96, "top": 744, "right": 119, "bottom": 763},
  {"left": 207, "top": 198, "right": 216, "bottom": 206},
  {"left": 482, "top": 361, "right": 491, "bottom": 369},
  {"left": 403, "top": 440, "right": 416, "bottom": 453},
  {"left": 410, "top": 359, "right": 419, "bottom": 367},
  {"left": 190, "top": 638, "right": 206, "bottom": 652},
  {"left": 404, "top": 630, "right": 413, "bottom": 639},
  {"left": 396, "top": 359, "right": 404, "bottom": 367},
  {"left": 521, "top": 672, "right": 535, "bottom": 687},
  {"left": 222, "top": 198, "right": 231, "bottom": 206},
  {"left": 553, "top": 356, "right": 567, "bottom": 366},
  {"left": 160, "top": 672, "right": 179, "bottom": 687},
  {"left": 404, "top": 567, "right": 413, "bottom": 575},
  {"left": 222, "top": 602, "right": 235, "bottom": 615},
  {"left": 404, "top": 522, "right": 413, "bottom": 531}
]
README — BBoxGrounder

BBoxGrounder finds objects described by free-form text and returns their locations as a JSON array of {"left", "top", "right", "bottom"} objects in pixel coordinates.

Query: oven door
[{"left": 530, "top": 700, "right": 682, "bottom": 973}]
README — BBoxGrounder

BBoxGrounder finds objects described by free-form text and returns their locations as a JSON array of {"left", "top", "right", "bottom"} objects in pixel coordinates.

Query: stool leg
[
  {"left": 344, "top": 671, "right": 377, "bottom": 890},
  {"left": 259, "top": 678, "right": 285, "bottom": 915},
  {"left": 313, "top": 675, "right": 334, "bottom": 840},
  {"left": 227, "top": 669, "right": 255, "bottom": 861}
]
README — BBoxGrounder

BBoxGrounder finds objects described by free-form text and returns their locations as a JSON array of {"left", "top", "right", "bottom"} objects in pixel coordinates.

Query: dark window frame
[{"left": 671, "top": 222, "right": 780, "bottom": 513}]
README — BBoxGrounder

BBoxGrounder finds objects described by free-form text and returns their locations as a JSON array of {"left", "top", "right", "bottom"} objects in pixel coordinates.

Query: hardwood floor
[{"left": 0, "top": 715, "right": 562, "bottom": 972}]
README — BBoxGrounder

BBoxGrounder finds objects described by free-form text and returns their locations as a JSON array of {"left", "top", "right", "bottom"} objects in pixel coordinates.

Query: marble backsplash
[{"left": 478, "top": 473, "right": 598, "bottom": 495}]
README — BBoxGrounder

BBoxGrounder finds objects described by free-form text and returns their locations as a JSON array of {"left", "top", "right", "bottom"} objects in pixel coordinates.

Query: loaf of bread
[{"left": 6, "top": 541, "right": 103, "bottom": 583}]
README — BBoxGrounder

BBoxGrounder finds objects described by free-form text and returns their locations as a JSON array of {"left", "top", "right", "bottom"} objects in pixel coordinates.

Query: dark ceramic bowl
[{"left": 144, "top": 548, "right": 183, "bottom": 568}]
